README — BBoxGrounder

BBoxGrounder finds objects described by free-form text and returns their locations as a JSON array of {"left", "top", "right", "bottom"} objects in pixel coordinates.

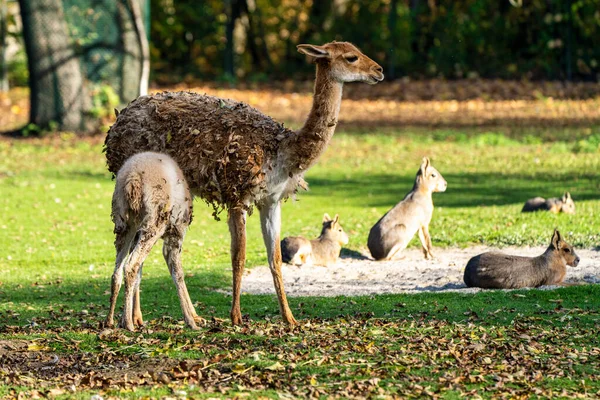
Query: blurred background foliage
[{"left": 149, "top": 0, "right": 600, "bottom": 83}]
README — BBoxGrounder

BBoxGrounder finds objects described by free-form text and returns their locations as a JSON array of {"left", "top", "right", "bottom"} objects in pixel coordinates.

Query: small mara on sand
[{"left": 281, "top": 213, "right": 349, "bottom": 267}]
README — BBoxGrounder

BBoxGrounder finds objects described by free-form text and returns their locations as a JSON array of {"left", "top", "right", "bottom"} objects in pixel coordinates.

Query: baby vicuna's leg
[
  {"left": 163, "top": 234, "right": 201, "bottom": 330},
  {"left": 120, "top": 231, "right": 160, "bottom": 331}
]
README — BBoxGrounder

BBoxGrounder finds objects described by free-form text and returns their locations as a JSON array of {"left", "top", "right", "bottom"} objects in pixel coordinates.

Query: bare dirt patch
[{"left": 242, "top": 246, "right": 600, "bottom": 297}]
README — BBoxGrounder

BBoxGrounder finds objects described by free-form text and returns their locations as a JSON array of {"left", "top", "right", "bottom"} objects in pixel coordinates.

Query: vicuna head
[
  {"left": 321, "top": 213, "right": 349, "bottom": 245},
  {"left": 297, "top": 42, "right": 384, "bottom": 85},
  {"left": 560, "top": 192, "right": 575, "bottom": 214},
  {"left": 550, "top": 229, "right": 579, "bottom": 267},
  {"left": 415, "top": 157, "right": 447, "bottom": 193}
]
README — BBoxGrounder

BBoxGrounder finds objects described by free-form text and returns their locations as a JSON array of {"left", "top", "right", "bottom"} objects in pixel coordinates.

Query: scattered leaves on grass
[{"left": 1, "top": 312, "right": 599, "bottom": 398}]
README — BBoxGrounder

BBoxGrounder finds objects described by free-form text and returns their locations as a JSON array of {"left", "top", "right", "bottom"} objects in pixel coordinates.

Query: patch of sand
[{"left": 241, "top": 247, "right": 600, "bottom": 297}]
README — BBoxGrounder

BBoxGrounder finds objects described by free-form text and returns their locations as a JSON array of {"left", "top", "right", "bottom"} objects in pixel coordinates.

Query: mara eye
[
  {"left": 564, "top": 248, "right": 571, "bottom": 253},
  {"left": 431, "top": 173, "right": 437, "bottom": 178},
  {"left": 345, "top": 55, "right": 358, "bottom": 63},
  {"left": 338, "top": 229, "right": 343, "bottom": 232}
]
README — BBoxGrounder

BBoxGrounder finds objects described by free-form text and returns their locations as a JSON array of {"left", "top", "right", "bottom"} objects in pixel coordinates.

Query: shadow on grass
[
  {"left": 307, "top": 171, "right": 600, "bottom": 208},
  {"left": 2, "top": 272, "right": 600, "bottom": 330}
]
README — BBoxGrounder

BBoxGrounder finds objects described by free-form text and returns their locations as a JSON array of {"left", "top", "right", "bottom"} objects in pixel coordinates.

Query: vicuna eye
[{"left": 345, "top": 55, "right": 358, "bottom": 63}]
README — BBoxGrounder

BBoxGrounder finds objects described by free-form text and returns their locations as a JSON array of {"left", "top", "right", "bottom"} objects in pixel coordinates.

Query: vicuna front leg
[
  {"left": 259, "top": 201, "right": 297, "bottom": 325},
  {"left": 121, "top": 231, "right": 160, "bottom": 331},
  {"left": 132, "top": 264, "right": 144, "bottom": 327},
  {"left": 163, "top": 235, "right": 200, "bottom": 330},
  {"left": 228, "top": 208, "right": 247, "bottom": 325},
  {"left": 418, "top": 225, "right": 434, "bottom": 260}
]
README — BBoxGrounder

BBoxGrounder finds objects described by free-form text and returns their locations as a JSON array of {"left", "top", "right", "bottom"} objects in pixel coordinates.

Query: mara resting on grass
[
  {"left": 104, "top": 41, "right": 384, "bottom": 325},
  {"left": 464, "top": 229, "right": 580, "bottom": 289},
  {"left": 281, "top": 213, "right": 349, "bottom": 267},
  {"left": 106, "top": 152, "right": 203, "bottom": 331},
  {"left": 522, "top": 192, "right": 575, "bottom": 214},
  {"left": 367, "top": 157, "right": 447, "bottom": 261}
]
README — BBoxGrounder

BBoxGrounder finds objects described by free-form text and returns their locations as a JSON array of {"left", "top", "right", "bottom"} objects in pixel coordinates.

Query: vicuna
[
  {"left": 105, "top": 42, "right": 383, "bottom": 325},
  {"left": 106, "top": 152, "right": 202, "bottom": 331},
  {"left": 368, "top": 157, "right": 447, "bottom": 261},
  {"left": 463, "top": 229, "right": 580, "bottom": 289},
  {"left": 281, "top": 213, "right": 349, "bottom": 267},
  {"left": 522, "top": 192, "right": 575, "bottom": 214}
]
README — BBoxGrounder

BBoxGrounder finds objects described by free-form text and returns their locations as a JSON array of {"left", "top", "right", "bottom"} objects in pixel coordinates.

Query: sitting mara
[
  {"left": 105, "top": 41, "right": 384, "bottom": 325},
  {"left": 522, "top": 192, "right": 575, "bottom": 214},
  {"left": 106, "top": 152, "right": 203, "bottom": 331},
  {"left": 281, "top": 213, "right": 349, "bottom": 267},
  {"left": 464, "top": 229, "right": 580, "bottom": 289},
  {"left": 368, "top": 157, "right": 447, "bottom": 261}
]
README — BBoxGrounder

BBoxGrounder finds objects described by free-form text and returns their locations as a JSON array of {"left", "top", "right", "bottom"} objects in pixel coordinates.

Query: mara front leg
[
  {"left": 418, "top": 226, "right": 434, "bottom": 260},
  {"left": 228, "top": 208, "right": 247, "bottom": 325},
  {"left": 259, "top": 200, "right": 297, "bottom": 325}
]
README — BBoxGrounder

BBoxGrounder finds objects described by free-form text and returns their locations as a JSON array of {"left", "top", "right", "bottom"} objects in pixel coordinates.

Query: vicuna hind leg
[
  {"left": 163, "top": 234, "right": 201, "bottom": 330},
  {"left": 418, "top": 226, "right": 434, "bottom": 260},
  {"left": 106, "top": 228, "right": 135, "bottom": 328},
  {"left": 120, "top": 230, "right": 160, "bottom": 331}
]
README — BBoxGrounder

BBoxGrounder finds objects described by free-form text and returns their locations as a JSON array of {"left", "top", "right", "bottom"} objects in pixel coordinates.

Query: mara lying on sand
[
  {"left": 522, "top": 192, "right": 575, "bottom": 214},
  {"left": 368, "top": 157, "right": 447, "bottom": 261},
  {"left": 464, "top": 229, "right": 580, "bottom": 289},
  {"left": 106, "top": 152, "right": 203, "bottom": 331},
  {"left": 281, "top": 213, "right": 349, "bottom": 267}
]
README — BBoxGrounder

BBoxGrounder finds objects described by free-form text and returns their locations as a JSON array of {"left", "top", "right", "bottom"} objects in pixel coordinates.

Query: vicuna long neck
[{"left": 282, "top": 62, "right": 343, "bottom": 174}]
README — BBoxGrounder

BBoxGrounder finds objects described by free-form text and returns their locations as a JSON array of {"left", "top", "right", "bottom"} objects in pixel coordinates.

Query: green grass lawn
[{"left": 1, "top": 128, "right": 600, "bottom": 398}]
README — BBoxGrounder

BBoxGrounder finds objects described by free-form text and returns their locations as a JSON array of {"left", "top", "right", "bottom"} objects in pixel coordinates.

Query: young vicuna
[
  {"left": 522, "top": 192, "right": 575, "bottom": 214},
  {"left": 368, "top": 157, "right": 447, "bottom": 261},
  {"left": 106, "top": 152, "right": 202, "bottom": 331},
  {"left": 464, "top": 229, "right": 580, "bottom": 289},
  {"left": 281, "top": 213, "right": 349, "bottom": 267}
]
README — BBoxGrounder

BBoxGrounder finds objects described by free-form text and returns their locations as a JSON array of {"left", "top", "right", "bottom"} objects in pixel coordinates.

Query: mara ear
[
  {"left": 323, "top": 213, "right": 332, "bottom": 223},
  {"left": 333, "top": 214, "right": 340, "bottom": 225},
  {"left": 551, "top": 229, "right": 562, "bottom": 249},
  {"left": 564, "top": 192, "right": 571, "bottom": 201},
  {"left": 419, "top": 157, "right": 430, "bottom": 175},
  {"left": 297, "top": 44, "right": 331, "bottom": 59}
]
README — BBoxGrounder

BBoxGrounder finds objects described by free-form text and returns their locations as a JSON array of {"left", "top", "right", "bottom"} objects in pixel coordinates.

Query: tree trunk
[
  {"left": 117, "top": 0, "right": 148, "bottom": 102},
  {"left": 128, "top": 0, "right": 149, "bottom": 95},
  {"left": 18, "top": 0, "right": 92, "bottom": 132}
]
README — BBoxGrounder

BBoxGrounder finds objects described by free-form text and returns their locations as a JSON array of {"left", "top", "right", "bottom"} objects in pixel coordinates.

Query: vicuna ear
[
  {"left": 323, "top": 213, "right": 332, "bottom": 223},
  {"left": 419, "top": 157, "right": 430, "bottom": 175},
  {"left": 297, "top": 44, "right": 331, "bottom": 59},
  {"left": 551, "top": 229, "right": 562, "bottom": 249}
]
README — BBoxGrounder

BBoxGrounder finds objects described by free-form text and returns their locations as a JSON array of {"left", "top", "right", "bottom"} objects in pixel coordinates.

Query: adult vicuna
[
  {"left": 464, "top": 229, "right": 580, "bottom": 289},
  {"left": 104, "top": 42, "right": 384, "bottom": 325},
  {"left": 106, "top": 152, "right": 201, "bottom": 331},
  {"left": 368, "top": 157, "right": 447, "bottom": 261}
]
